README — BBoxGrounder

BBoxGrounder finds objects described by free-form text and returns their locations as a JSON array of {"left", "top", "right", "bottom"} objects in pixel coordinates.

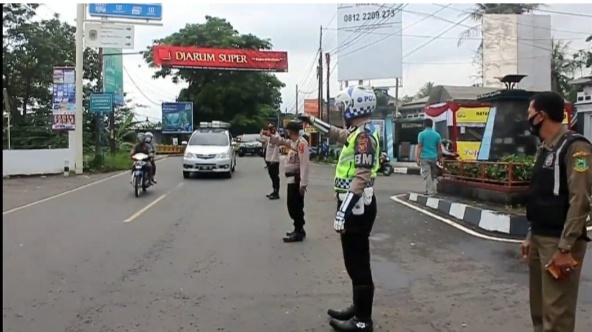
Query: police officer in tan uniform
[
  {"left": 261, "top": 121, "right": 310, "bottom": 242},
  {"left": 520, "top": 91, "right": 591, "bottom": 332}
]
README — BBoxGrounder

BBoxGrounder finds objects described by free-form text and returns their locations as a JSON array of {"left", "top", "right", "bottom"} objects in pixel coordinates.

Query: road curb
[
  {"left": 405, "top": 192, "right": 529, "bottom": 238},
  {"left": 393, "top": 166, "right": 420, "bottom": 175}
]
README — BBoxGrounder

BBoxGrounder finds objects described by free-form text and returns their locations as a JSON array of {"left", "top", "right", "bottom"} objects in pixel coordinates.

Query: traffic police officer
[
  {"left": 262, "top": 121, "right": 311, "bottom": 242},
  {"left": 520, "top": 91, "right": 591, "bottom": 332},
  {"left": 300, "top": 85, "right": 379, "bottom": 332}
]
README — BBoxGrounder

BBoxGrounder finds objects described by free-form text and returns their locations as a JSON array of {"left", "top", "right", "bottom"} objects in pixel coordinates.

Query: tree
[
  {"left": 457, "top": 3, "right": 544, "bottom": 84},
  {"left": 416, "top": 81, "right": 435, "bottom": 99},
  {"left": 143, "top": 16, "right": 285, "bottom": 134},
  {"left": 550, "top": 39, "right": 587, "bottom": 101},
  {"left": 2, "top": 4, "right": 144, "bottom": 153}
]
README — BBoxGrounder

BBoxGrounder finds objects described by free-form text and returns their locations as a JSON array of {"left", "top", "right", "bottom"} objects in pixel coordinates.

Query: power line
[
  {"left": 122, "top": 65, "right": 161, "bottom": 107},
  {"left": 436, "top": 4, "right": 592, "bottom": 37},
  {"left": 535, "top": 8, "right": 592, "bottom": 19},
  {"left": 322, "top": 28, "right": 587, "bottom": 42}
]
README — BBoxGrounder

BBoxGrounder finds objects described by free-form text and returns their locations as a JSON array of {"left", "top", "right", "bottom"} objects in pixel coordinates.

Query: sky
[{"left": 35, "top": 2, "right": 592, "bottom": 123}]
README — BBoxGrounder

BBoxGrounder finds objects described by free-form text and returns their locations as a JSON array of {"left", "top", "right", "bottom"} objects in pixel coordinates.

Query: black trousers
[
  {"left": 267, "top": 162, "right": 280, "bottom": 192},
  {"left": 150, "top": 159, "right": 156, "bottom": 176},
  {"left": 337, "top": 194, "right": 377, "bottom": 319},
  {"left": 286, "top": 175, "right": 305, "bottom": 231}
]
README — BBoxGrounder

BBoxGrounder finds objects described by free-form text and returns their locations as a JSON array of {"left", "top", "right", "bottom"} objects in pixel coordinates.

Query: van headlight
[
  {"left": 218, "top": 152, "right": 229, "bottom": 159},
  {"left": 185, "top": 152, "right": 195, "bottom": 158}
]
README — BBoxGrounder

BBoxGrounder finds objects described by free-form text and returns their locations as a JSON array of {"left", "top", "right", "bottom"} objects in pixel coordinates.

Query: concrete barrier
[
  {"left": 3, "top": 149, "right": 74, "bottom": 176},
  {"left": 155, "top": 145, "right": 185, "bottom": 155}
]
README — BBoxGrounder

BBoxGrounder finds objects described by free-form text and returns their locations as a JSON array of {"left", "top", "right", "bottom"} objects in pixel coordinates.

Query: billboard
[
  {"left": 161, "top": 102, "right": 193, "bottom": 134},
  {"left": 152, "top": 45, "right": 288, "bottom": 72},
  {"left": 304, "top": 99, "right": 319, "bottom": 117},
  {"left": 52, "top": 66, "right": 76, "bottom": 130},
  {"left": 336, "top": 3, "right": 403, "bottom": 81},
  {"left": 456, "top": 107, "right": 490, "bottom": 124},
  {"left": 103, "top": 48, "right": 125, "bottom": 106}
]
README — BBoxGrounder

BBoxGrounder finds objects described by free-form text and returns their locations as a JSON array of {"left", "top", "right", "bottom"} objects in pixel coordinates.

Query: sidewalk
[
  {"left": 398, "top": 192, "right": 529, "bottom": 239},
  {"left": 396, "top": 192, "right": 592, "bottom": 240},
  {"left": 392, "top": 161, "right": 420, "bottom": 175}
]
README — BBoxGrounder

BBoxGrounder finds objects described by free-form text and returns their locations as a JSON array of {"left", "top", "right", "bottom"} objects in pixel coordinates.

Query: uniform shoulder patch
[
  {"left": 356, "top": 132, "right": 369, "bottom": 153},
  {"left": 298, "top": 142, "right": 306, "bottom": 154},
  {"left": 572, "top": 151, "right": 590, "bottom": 158},
  {"left": 573, "top": 154, "right": 589, "bottom": 173}
]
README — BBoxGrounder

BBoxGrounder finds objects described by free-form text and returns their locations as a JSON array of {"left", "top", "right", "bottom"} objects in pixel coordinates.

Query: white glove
[{"left": 334, "top": 211, "right": 346, "bottom": 232}]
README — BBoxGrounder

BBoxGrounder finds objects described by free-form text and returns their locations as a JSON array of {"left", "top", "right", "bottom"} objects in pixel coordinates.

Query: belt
[{"left": 285, "top": 172, "right": 300, "bottom": 178}]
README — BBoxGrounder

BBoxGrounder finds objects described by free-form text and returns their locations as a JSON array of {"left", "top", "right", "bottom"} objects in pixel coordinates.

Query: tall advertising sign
[
  {"left": 161, "top": 102, "right": 193, "bottom": 134},
  {"left": 303, "top": 99, "right": 319, "bottom": 117},
  {"left": 336, "top": 3, "right": 403, "bottom": 81},
  {"left": 152, "top": 46, "right": 289, "bottom": 72},
  {"left": 103, "top": 48, "right": 125, "bottom": 106},
  {"left": 52, "top": 66, "right": 76, "bottom": 130}
]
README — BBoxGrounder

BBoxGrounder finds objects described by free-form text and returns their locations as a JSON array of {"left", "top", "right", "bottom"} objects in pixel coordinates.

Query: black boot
[
  {"left": 266, "top": 191, "right": 275, "bottom": 198},
  {"left": 286, "top": 229, "right": 306, "bottom": 238},
  {"left": 329, "top": 317, "right": 373, "bottom": 332},
  {"left": 282, "top": 231, "right": 304, "bottom": 242},
  {"left": 327, "top": 305, "right": 355, "bottom": 320},
  {"left": 268, "top": 191, "right": 280, "bottom": 200}
]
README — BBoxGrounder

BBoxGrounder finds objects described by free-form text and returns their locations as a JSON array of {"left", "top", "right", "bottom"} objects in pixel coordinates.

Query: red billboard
[{"left": 152, "top": 45, "right": 288, "bottom": 72}]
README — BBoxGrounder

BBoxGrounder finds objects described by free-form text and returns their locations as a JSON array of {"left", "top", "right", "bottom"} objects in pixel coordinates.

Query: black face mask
[{"left": 528, "top": 112, "right": 543, "bottom": 137}]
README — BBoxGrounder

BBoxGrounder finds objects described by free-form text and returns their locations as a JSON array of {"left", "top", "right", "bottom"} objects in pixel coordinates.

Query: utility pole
[
  {"left": 325, "top": 52, "right": 331, "bottom": 133},
  {"left": 295, "top": 84, "right": 299, "bottom": 115},
  {"left": 74, "top": 3, "right": 85, "bottom": 174},
  {"left": 3, "top": 88, "right": 12, "bottom": 149},
  {"left": 317, "top": 25, "right": 323, "bottom": 149}
]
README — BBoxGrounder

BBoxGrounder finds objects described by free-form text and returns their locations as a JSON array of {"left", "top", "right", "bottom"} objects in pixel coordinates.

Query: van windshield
[{"left": 188, "top": 132, "right": 229, "bottom": 146}]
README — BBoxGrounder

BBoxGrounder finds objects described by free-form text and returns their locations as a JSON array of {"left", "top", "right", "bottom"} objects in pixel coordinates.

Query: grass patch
[{"left": 85, "top": 152, "right": 132, "bottom": 173}]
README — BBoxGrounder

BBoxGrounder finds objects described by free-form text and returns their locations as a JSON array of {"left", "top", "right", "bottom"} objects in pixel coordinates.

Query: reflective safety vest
[{"left": 334, "top": 126, "right": 380, "bottom": 193}]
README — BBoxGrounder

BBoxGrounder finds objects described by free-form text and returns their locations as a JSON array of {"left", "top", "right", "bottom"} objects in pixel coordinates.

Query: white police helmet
[
  {"left": 334, "top": 85, "right": 377, "bottom": 121},
  {"left": 144, "top": 132, "right": 154, "bottom": 143}
]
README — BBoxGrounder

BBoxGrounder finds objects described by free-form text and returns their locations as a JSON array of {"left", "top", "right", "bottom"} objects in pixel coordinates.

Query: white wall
[
  {"left": 3, "top": 148, "right": 74, "bottom": 176},
  {"left": 482, "top": 14, "right": 552, "bottom": 91}
]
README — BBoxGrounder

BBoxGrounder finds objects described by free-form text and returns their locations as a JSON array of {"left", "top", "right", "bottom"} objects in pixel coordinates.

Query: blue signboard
[
  {"left": 89, "top": 3, "right": 163, "bottom": 21},
  {"left": 90, "top": 93, "right": 114, "bottom": 114},
  {"left": 52, "top": 67, "right": 76, "bottom": 131},
  {"left": 161, "top": 102, "right": 193, "bottom": 134}
]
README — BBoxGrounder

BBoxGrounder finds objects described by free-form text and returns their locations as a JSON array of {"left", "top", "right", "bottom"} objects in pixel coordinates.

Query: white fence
[{"left": 3, "top": 149, "right": 74, "bottom": 177}]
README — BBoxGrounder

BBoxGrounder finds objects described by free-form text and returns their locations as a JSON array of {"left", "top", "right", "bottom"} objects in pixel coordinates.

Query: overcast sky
[{"left": 36, "top": 2, "right": 592, "bottom": 122}]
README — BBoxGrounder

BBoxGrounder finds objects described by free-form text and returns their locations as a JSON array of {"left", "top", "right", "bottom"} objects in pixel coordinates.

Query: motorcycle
[
  {"left": 436, "top": 145, "right": 460, "bottom": 177},
  {"left": 131, "top": 152, "right": 153, "bottom": 197},
  {"left": 379, "top": 152, "right": 394, "bottom": 176}
]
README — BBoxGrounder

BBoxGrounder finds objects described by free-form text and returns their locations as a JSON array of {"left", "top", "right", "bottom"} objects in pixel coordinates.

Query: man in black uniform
[{"left": 521, "top": 91, "right": 591, "bottom": 332}]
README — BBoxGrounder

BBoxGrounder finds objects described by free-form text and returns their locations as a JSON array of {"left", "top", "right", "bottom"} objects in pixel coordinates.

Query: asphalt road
[{"left": 3, "top": 157, "right": 592, "bottom": 332}]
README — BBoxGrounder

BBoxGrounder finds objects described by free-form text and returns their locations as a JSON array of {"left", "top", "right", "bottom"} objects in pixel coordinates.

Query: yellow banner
[
  {"left": 456, "top": 141, "right": 481, "bottom": 161},
  {"left": 304, "top": 127, "right": 317, "bottom": 133},
  {"left": 562, "top": 111, "right": 568, "bottom": 125},
  {"left": 456, "top": 107, "right": 490, "bottom": 124}
]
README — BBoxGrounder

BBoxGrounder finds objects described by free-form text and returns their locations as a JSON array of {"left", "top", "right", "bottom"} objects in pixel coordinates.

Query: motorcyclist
[
  {"left": 130, "top": 132, "right": 152, "bottom": 181},
  {"left": 144, "top": 132, "right": 157, "bottom": 184}
]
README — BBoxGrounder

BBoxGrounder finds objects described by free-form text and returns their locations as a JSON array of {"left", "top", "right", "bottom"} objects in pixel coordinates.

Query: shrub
[
  {"left": 85, "top": 152, "right": 133, "bottom": 173},
  {"left": 446, "top": 154, "right": 535, "bottom": 183}
]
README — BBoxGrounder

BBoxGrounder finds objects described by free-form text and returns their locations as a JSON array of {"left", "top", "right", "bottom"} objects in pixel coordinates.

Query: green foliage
[
  {"left": 86, "top": 151, "right": 133, "bottom": 173},
  {"left": 2, "top": 4, "right": 148, "bottom": 169},
  {"left": 446, "top": 155, "right": 535, "bottom": 183},
  {"left": 142, "top": 16, "right": 285, "bottom": 133}
]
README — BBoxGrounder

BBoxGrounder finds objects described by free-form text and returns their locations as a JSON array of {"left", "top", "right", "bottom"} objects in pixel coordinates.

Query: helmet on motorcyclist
[
  {"left": 334, "top": 86, "right": 377, "bottom": 124},
  {"left": 144, "top": 132, "right": 154, "bottom": 143},
  {"left": 137, "top": 132, "right": 145, "bottom": 143}
]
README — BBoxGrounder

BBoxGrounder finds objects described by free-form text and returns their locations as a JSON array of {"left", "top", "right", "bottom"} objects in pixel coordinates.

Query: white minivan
[{"left": 182, "top": 121, "right": 237, "bottom": 179}]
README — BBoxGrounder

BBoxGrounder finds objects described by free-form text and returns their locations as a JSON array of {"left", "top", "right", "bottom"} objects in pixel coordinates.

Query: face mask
[{"left": 528, "top": 112, "right": 543, "bottom": 137}]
